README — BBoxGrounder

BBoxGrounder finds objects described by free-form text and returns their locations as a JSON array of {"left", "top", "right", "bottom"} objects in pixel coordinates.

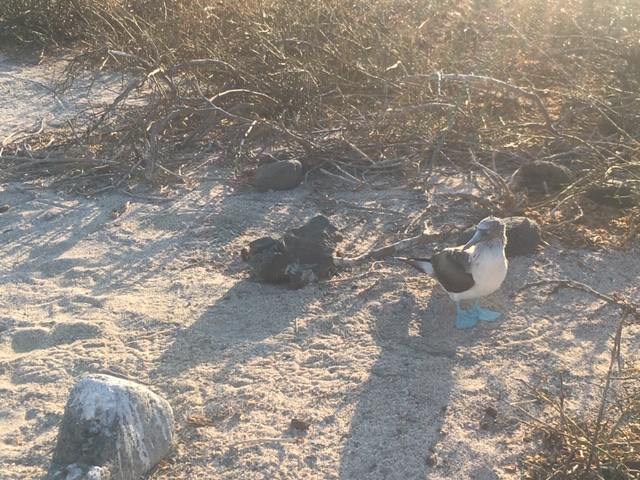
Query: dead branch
[
  {"left": 516, "top": 279, "right": 640, "bottom": 320},
  {"left": 90, "top": 74, "right": 148, "bottom": 134},
  {"left": 333, "top": 231, "right": 441, "bottom": 267},
  {"left": 437, "top": 192, "right": 498, "bottom": 210},
  {"left": 342, "top": 137, "right": 374, "bottom": 165},
  {"left": 517, "top": 379, "right": 590, "bottom": 440},
  {"left": 468, "top": 147, "right": 515, "bottom": 210},
  {"left": 193, "top": 80, "right": 319, "bottom": 153},
  {"left": 401, "top": 72, "right": 557, "bottom": 133},
  {"left": 548, "top": 47, "right": 626, "bottom": 59},
  {"left": 146, "top": 107, "right": 195, "bottom": 178},
  {"left": 209, "top": 89, "right": 279, "bottom": 106},
  {"left": 383, "top": 103, "right": 457, "bottom": 123},
  {"left": 1, "top": 155, "right": 110, "bottom": 167},
  {"left": 321, "top": 164, "right": 363, "bottom": 186}
]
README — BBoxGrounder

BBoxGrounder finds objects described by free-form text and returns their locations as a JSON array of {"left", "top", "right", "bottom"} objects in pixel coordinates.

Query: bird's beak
[{"left": 463, "top": 229, "right": 484, "bottom": 250}]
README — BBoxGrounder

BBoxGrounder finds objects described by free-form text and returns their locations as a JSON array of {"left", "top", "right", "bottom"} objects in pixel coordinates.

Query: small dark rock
[
  {"left": 585, "top": 184, "right": 637, "bottom": 208},
  {"left": 0, "top": 204, "right": 10, "bottom": 213},
  {"left": 509, "top": 160, "right": 571, "bottom": 193},
  {"left": 426, "top": 453, "right": 439, "bottom": 467},
  {"left": 290, "top": 418, "right": 311, "bottom": 431},
  {"left": 479, "top": 406, "right": 499, "bottom": 431},
  {"left": 484, "top": 406, "right": 499, "bottom": 419},
  {"left": 457, "top": 216, "right": 541, "bottom": 257},
  {"left": 242, "top": 215, "right": 342, "bottom": 286},
  {"left": 253, "top": 159, "right": 303, "bottom": 192}
]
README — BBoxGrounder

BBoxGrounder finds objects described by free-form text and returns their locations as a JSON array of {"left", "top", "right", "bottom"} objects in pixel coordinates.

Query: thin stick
[
  {"left": 342, "top": 138, "right": 375, "bottom": 164},
  {"left": 428, "top": 112, "right": 456, "bottom": 175},
  {"left": 319, "top": 167, "right": 360, "bottom": 185},
  {"left": 333, "top": 231, "right": 441, "bottom": 266},
  {"left": 541, "top": 204, "right": 584, "bottom": 231},
  {"left": 559, "top": 372, "right": 567, "bottom": 431},
  {"left": 586, "top": 310, "right": 627, "bottom": 472},
  {"left": 228, "top": 437, "right": 301, "bottom": 449},
  {"left": 468, "top": 147, "right": 515, "bottom": 209},
  {"left": 67, "top": 119, "right": 94, "bottom": 159},
  {"left": 519, "top": 379, "right": 589, "bottom": 440},
  {"left": 167, "top": 58, "right": 238, "bottom": 76},
  {"left": 193, "top": 81, "right": 320, "bottom": 152},
  {"left": 513, "top": 404, "right": 586, "bottom": 446}
]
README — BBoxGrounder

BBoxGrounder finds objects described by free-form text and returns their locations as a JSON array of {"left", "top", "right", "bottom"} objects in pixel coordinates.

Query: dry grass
[
  {"left": 1, "top": 0, "right": 639, "bottom": 198},
  {"left": 514, "top": 284, "right": 640, "bottom": 479}
]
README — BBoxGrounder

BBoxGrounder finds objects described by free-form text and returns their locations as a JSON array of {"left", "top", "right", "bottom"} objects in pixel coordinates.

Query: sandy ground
[{"left": 1, "top": 52, "right": 639, "bottom": 480}]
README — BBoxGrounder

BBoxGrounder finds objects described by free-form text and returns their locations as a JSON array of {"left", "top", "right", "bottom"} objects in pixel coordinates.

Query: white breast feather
[{"left": 447, "top": 245, "right": 507, "bottom": 302}]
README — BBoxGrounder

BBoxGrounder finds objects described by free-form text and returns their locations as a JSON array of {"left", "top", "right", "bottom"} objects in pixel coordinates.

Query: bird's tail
[{"left": 396, "top": 257, "right": 434, "bottom": 275}]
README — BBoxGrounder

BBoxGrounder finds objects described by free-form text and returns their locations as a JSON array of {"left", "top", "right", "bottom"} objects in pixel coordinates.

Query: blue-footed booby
[{"left": 398, "top": 216, "right": 508, "bottom": 329}]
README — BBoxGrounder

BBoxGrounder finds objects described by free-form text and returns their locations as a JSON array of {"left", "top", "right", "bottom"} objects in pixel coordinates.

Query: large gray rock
[{"left": 49, "top": 374, "right": 175, "bottom": 480}]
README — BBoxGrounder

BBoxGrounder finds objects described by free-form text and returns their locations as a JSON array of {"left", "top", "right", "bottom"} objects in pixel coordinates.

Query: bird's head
[{"left": 462, "top": 216, "right": 506, "bottom": 250}]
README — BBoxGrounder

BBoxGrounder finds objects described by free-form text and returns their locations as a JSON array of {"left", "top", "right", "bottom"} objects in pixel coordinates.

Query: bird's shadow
[{"left": 337, "top": 271, "right": 487, "bottom": 479}]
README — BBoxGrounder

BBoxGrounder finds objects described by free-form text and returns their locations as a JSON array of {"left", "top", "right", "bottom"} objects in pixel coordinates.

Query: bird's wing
[
  {"left": 396, "top": 257, "right": 434, "bottom": 275},
  {"left": 430, "top": 247, "right": 475, "bottom": 293},
  {"left": 447, "top": 248, "right": 474, "bottom": 273}
]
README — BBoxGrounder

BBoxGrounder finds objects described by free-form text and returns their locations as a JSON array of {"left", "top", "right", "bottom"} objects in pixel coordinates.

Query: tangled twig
[
  {"left": 517, "top": 278, "right": 640, "bottom": 321},
  {"left": 401, "top": 72, "right": 558, "bottom": 134}
]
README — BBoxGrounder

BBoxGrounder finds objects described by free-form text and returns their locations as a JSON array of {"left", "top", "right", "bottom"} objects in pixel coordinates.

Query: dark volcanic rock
[
  {"left": 585, "top": 184, "right": 637, "bottom": 208},
  {"left": 509, "top": 160, "right": 571, "bottom": 192},
  {"left": 283, "top": 215, "right": 341, "bottom": 281},
  {"left": 457, "top": 216, "right": 541, "bottom": 257},
  {"left": 253, "top": 159, "right": 303, "bottom": 192},
  {"left": 49, "top": 374, "right": 175, "bottom": 480},
  {"left": 241, "top": 236, "right": 289, "bottom": 283},
  {"left": 242, "top": 215, "right": 342, "bottom": 287}
]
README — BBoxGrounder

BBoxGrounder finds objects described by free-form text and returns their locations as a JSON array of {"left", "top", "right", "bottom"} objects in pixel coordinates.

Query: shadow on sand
[{"left": 337, "top": 284, "right": 464, "bottom": 480}]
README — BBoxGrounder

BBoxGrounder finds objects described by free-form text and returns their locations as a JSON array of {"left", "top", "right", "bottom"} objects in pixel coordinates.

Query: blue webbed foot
[
  {"left": 470, "top": 298, "right": 501, "bottom": 322},
  {"left": 475, "top": 307, "right": 501, "bottom": 322},
  {"left": 455, "top": 302, "right": 479, "bottom": 329}
]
